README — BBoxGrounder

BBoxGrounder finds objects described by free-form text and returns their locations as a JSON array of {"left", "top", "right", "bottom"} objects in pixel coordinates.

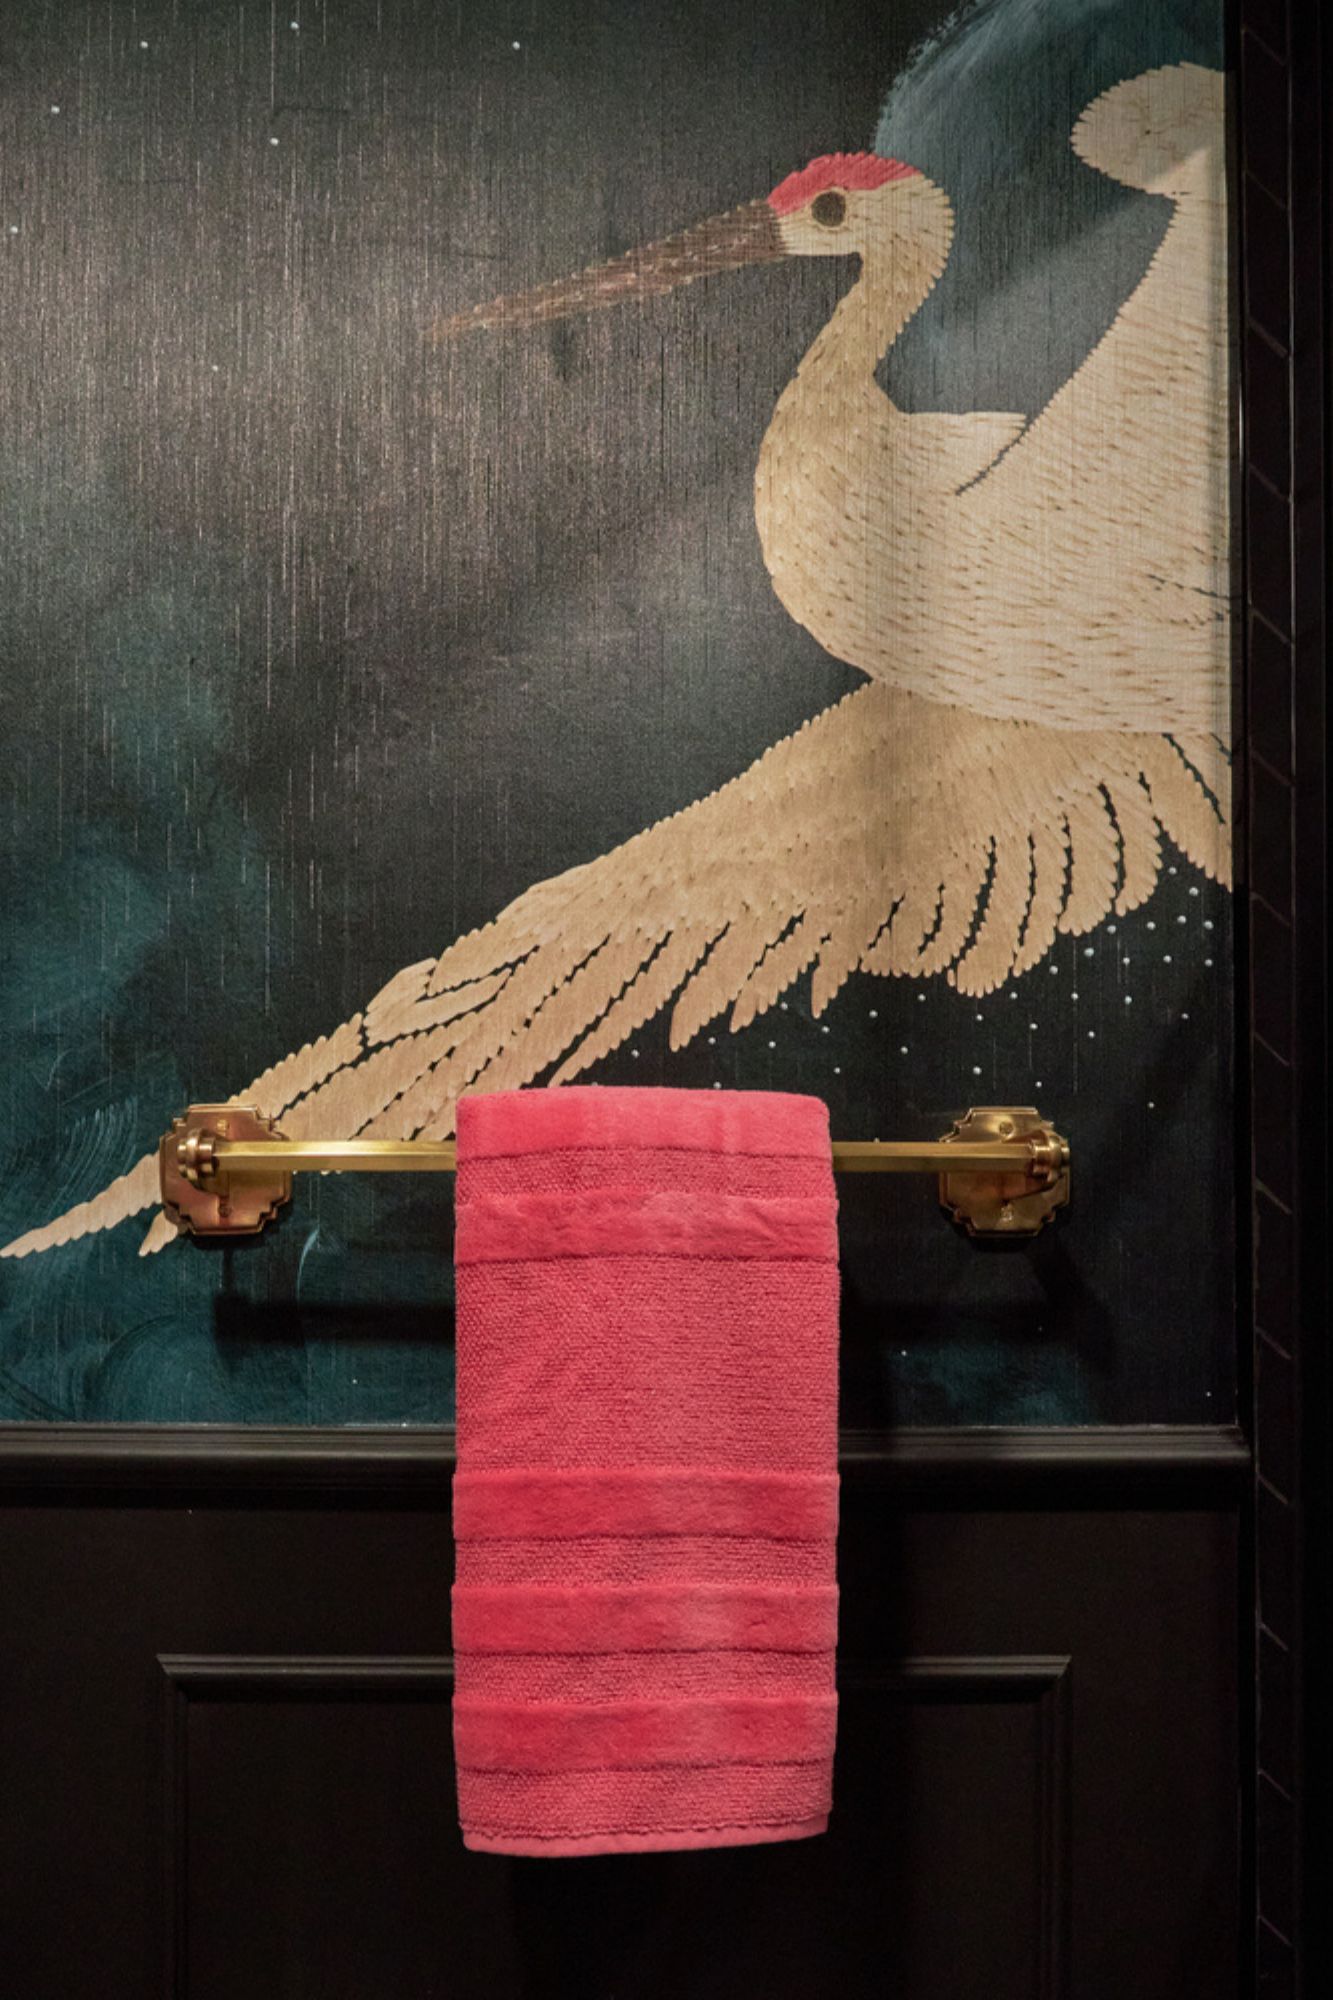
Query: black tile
[
  {"left": 1257, "top": 1916, "right": 1294, "bottom": 1996},
  {"left": 1258, "top": 1623, "right": 1296, "bottom": 1799},
  {"left": 1246, "top": 615, "right": 1293, "bottom": 776},
  {"left": 1249, "top": 762, "right": 1294, "bottom": 921},
  {"left": 1243, "top": 327, "right": 1291, "bottom": 495},
  {"left": 1240, "top": 31, "right": 1290, "bottom": 205},
  {"left": 1257, "top": 1475, "right": 1296, "bottom": 1645},
  {"left": 1250, "top": 905, "right": 1293, "bottom": 1062},
  {"left": 1246, "top": 473, "right": 1293, "bottom": 637},
  {"left": 1251, "top": 1037, "right": 1294, "bottom": 1209},
  {"left": 1242, "top": 2, "right": 1289, "bottom": 72},
  {"left": 1243, "top": 176, "right": 1291, "bottom": 351},
  {"left": 1257, "top": 1772, "right": 1297, "bottom": 1946},
  {"left": 1254, "top": 1187, "right": 1296, "bottom": 1352},
  {"left": 1292, "top": 620, "right": 1324, "bottom": 781},
  {"left": 1256, "top": 1334, "right": 1295, "bottom": 1499}
]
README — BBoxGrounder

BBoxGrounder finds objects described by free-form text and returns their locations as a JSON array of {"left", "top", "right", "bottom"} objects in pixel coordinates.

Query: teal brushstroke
[
  {"left": 0, "top": 470, "right": 455, "bottom": 1424},
  {"left": 877, "top": 0, "right": 1223, "bottom": 416}
]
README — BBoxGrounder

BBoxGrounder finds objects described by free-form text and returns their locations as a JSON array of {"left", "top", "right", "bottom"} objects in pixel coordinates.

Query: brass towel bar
[{"left": 159, "top": 1103, "right": 1070, "bottom": 1243}]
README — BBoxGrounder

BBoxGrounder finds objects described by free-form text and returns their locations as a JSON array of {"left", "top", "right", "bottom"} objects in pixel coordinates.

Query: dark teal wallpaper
[{"left": 0, "top": 0, "right": 1233, "bottom": 1427}]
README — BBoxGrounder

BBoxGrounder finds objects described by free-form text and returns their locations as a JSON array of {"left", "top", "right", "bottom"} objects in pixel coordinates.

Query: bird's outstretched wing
[{"left": 3, "top": 681, "right": 1228, "bottom": 1262}]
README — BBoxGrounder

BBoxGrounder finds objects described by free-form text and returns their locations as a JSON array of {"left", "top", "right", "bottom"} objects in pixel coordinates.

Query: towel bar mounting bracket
[
  {"left": 160, "top": 1105, "right": 294, "bottom": 1241},
  {"left": 159, "top": 1102, "right": 1070, "bottom": 1244},
  {"left": 936, "top": 1105, "right": 1070, "bottom": 1238}
]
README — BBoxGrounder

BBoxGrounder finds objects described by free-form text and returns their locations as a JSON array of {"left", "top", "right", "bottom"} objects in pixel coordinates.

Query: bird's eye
[{"left": 810, "top": 190, "right": 846, "bottom": 228}]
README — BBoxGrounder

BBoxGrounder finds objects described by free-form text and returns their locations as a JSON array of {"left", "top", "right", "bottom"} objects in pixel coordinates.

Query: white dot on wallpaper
[
  {"left": 1147, "top": 921, "right": 1156, "bottom": 931},
  {"left": 899, "top": 1045, "right": 908, "bottom": 1055},
  {"left": 868, "top": 1009, "right": 878, "bottom": 1020},
  {"left": 1083, "top": 947, "right": 1094, "bottom": 958},
  {"left": 1035, "top": 1080, "right": 1043, "bottom": 1089},
  {"left": 1148, "top": 1099, "right": 1156, "bottom": 1110},
  {"left": 713, "top": 1081, "right": 721, "bottom": 1089},
  {"left": 8, "top": 225, "right": 17, "bottom": 234},
  {"left": 1177, "top": 914, "right": 1187, "bottom": 925},
  {"left": 833, "top": 1066, "right": 841, "bottom": 1075},
  {"left": 1070, "top": 991, "right": 1079, "bottom": 1001},
  {"left": 630, "top": 1048, "right": 639, "bottom": 1059},
  {"left": 820, "top": 1025, "right": 828, "bottom": 1034},
  {"left": 1205, "top": 957, "right": 1214, "bottom": 967},
  {"left": 707, "top": 1036, "right": 716, "bottom": 1046},
  {"left": 50, "top": 105, "right": 60, "bottom": 114},
  {"left": 1123, "top": 955, "right": 1132, "bottom": 966},
  {"left": 1049, "top": 964, "right": 1059, "bottom": 974},
  {"left": 1181, "top": 1012, "right": 1190, "bottom": 1021},
  {"left": 1107, "top": 924, "right": 1117, "bottom": 934},
  {"left": 1204, "top": 920, "right": 1215, "bottom": 931},
  {"left": 1189, "top": 885, "right": 1200, "bottom": 897},
  {"left": 270, "top": 136, "right": 280, "bottom": 145},
  {"left": 512, "top": 40, "right": 522, "bottom": 49},
  {"left": 1164, "top": 954, "right": 1173, "bottom": 963},
  {"left": 1087, "top": 1030, "right": 1095, "bottom": 1039},
  {"left": 140, "top": 41, "right": 149, "bottom": 50},
  {"left": 1168, "top": 865, "right": 1178, "bottom": 875},
  {"left": 974, "top": 1012, "right": 983, "bottom": 1023},
  {"left": 971, "top": 1065, "right": 982, "bottom": 1076},
  {"left": 1124, "top": 995, "right": 1133, "bottom": 1004},
  {"left": 767, "top": 1040, "right": 775, "bottom": 1049},
  {"left": 779, "top": 1002, "right": 788, "bottom": 1011},
  {"left": 1029, "top": 1021, "right": 1037, "bottom": 1030},
  {"left": 917, "top": 993, "right": 926, "bottom": 1002}
]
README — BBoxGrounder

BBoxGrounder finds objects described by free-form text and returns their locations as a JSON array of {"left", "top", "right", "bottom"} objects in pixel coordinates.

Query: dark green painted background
[{"left": 0, "top": 0, "right": 1232, "bottom": 1426}]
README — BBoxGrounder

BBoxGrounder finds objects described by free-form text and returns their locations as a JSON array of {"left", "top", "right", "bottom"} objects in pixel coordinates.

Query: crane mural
[
  {"left": 0, "top": 0, "right": 1235, "bottom": 1433},
  {"left": 3, "top": 41, "right": 1229, "bottom": 1266}
]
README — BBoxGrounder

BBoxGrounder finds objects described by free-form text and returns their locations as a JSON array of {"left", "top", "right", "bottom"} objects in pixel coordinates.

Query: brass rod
[{"left": 208, "top": 1137, "right": 1039, "bottom": 1177}]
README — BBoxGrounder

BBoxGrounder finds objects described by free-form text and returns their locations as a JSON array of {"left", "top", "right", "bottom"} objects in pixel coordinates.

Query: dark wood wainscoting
[{"left": 0, "top": 1424, "right": 1245, "bottom": 2000}]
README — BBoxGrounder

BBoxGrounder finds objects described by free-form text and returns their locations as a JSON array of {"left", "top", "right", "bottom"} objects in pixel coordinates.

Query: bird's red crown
[{"left": 767, "top": 152, "right": 918, "bottom": 217}]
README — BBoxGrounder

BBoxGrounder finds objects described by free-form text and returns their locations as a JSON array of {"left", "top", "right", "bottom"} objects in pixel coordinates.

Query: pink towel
[{"left": 451, "top": 1085, "right": 840, "bottom": 1857}]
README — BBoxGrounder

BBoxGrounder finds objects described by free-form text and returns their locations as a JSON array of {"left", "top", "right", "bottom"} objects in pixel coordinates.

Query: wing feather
[
  {"left": 1011, "top": 824, "right": 1069, "bottom": 977},
  {"left": 1139, "top": 738, "right": 1232, "bottom": 884},
  {"left": 555, "top": 929, "right": 718, "bottom": 1082},
  {"left": 1060, "top": 789, "right": 1123, "bottom": 937},
  {"left": 730, "top": 919, "right": 820, "bottom": 1031},
  {"left": 949, "top": 832, "right": 1037, "bottom": 997},
  {"left": 4, "top": 683, "right": 1231, "bottom": 1260}
]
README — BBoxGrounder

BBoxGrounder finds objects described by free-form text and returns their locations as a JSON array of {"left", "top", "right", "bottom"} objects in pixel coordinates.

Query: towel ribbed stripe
[
  {"left": 454, "top": 1694, "right": 838, "bottom": 1771},
  {"left": 452, "top": 1467, "right": 839, "bottom": 1542},
  {"left": 452, "top": 1582, "right": 838, "bottom": 1654},
  {"left": 455, "top": 1085, "right": 832, "bottom": 1161},
  {"left": 456, "top": 1189, "right": 837, "bottom": 1263}
]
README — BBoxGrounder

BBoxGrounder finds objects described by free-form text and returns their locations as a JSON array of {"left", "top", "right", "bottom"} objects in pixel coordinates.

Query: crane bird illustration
[{"left": 4, "top": 54, "right": 1229, "bottom": 1262}]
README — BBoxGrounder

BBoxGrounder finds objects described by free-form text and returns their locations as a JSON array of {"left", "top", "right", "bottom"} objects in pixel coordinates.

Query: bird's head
[
  {"left": 765, "top": 152, "right": 923, "bottom": 257},
  {"left": 434, "top": 150, "right": 931, "bottom": 338}
]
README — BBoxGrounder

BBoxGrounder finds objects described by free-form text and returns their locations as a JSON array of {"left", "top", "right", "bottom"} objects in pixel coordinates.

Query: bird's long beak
[{"left": 434, "top": 198, "right": 785, "bottom": 338}]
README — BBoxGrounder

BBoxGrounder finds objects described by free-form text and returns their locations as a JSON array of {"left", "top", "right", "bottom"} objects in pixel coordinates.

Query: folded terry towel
[{"left": 451, "top": 1085, "right": 840, "bottom": 1857}]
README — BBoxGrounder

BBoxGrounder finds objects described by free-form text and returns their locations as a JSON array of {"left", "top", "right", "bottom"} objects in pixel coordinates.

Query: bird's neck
[
  {"left": 754, "top": 189, "right": 959, "bottom": 673},
  {"left": 797, "top": 199, "right": 952, "bottom": 400}
]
